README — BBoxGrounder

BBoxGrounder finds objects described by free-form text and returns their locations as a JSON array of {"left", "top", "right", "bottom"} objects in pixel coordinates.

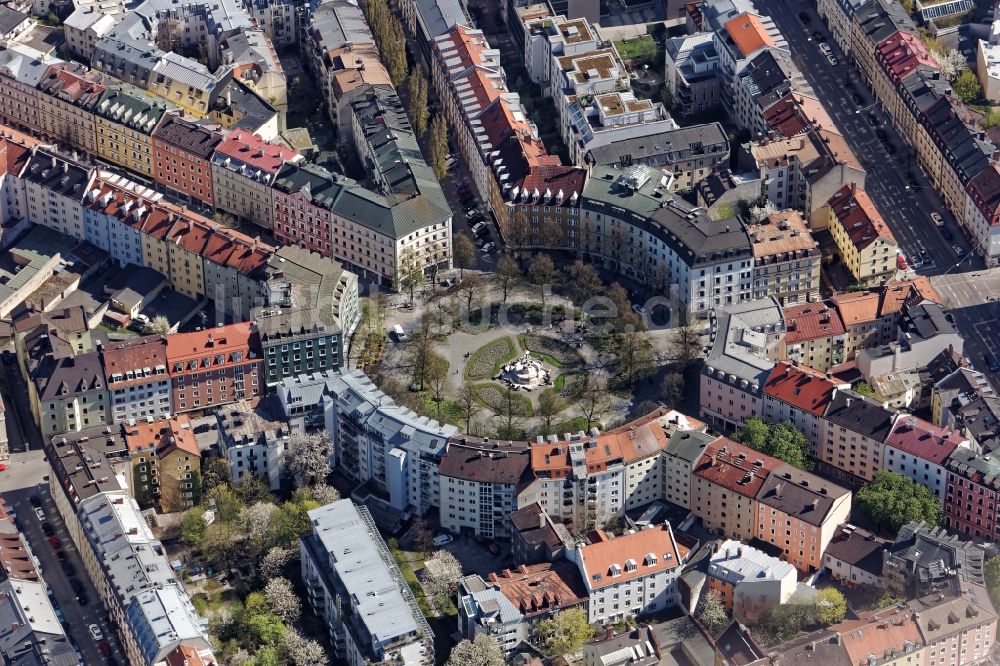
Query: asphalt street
[
  {"left": 0, "top": 452, "right": 124, "bottom": 665},
  {"left": 2, "top": 352, "right": 44, "bottom": 453},
  {"left": 754, "top": 0, "right": 980, "bottom": 276},
  {"left": 932, "top": 269, "right": 1000, "bottom": 385}
]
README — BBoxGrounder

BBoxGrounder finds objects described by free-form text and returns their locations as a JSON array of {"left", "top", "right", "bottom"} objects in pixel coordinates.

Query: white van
[{"left": 393, "top": 324, "right": 406, "bottom": 341}]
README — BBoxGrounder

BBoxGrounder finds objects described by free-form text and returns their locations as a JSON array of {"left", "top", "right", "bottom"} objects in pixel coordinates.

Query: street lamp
[{"left": 854, "top": 101, "right": 881, "bottom": 114}]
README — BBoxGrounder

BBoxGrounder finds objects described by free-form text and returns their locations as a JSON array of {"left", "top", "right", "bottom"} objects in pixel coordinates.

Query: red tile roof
[
  {"left": 531, "top": 409, "right": 670, "bottom": 477},
  {"left": 876, "top": 31, "right": 938, "bottom": 84},
  {"left": 214, "top": 129, "right": 298, "bottom": 175},
  {"left": 102, "top": 335, "right": 168, "bottom": 387},
  {"left": 578, "top": 524, "right": 688, "bottom": 589},
  {"left": 886, "top": 415, "right": 967, "bottom": 465},
  {"left": 764, "top": 362, "right": 844, "bottom": 415},
  {"left": 123, "top": 414, "right": 200, "bottom": 457},
  {"left": 725, "top": 13, "right": 775, "bottom": 58},
  {"left": 878, "top": 277, "right": 941, "bottom": 316},
  {"left": 165, "top": 322, "right": 258, "bottom": 365},
  {"left": 829, "top": 184, "right": 895, "bottom": 249},
  {"left": 831, "top": 291, "right": 881, "bottom": 326},
  {"left": 487, "top": 561, "right": 588, "bottom": 617},
  {"left": 763, "top": 92, "right": 836, "bottom": 138},
  {"left": 783, "top": 301, "right": 846, "bottom": 343},
  {"left": 693, "top": 438, "right": 784, "bottom": 498}
]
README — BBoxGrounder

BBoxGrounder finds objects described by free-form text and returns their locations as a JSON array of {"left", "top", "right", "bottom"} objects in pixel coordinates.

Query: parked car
[
  {"left": 432, "top": 534, "right": 453, "bottom": 546},
  {"left": 34, "top": 507, "right": 45, "bottom": 521},
  {"left": 930, "top": 212, "right": 944, "bottom": 227},
  {"left": 55, "top": 550, "right": 67, "bottom": 563},
  {"left": 884, "top": 142, "right": 897, "bottom": 155},
  {"left": 41, "top": 522, "right": 53, "bottom": 536},
  {"left": 61, "top": 561, "right": 75, "bottom": 577},
  {"left": 851, "top": 93, "right": 864, "bottom": 105},
  {"left": 812, "top": 31, "right": 825, "bottom": 41},
  {"left": 471, "top": 221, "right": 487, "bottom": 236},
  {"left": 864, "top": 111, "right": 879, "bottom": 127},
  {"left": 89, "top": 624, "right": 103, "bottom": 642},
  {"left": 193, "top": 423, "right": 212, "bottom": 434},
  {"left": 896, "top": 254, "right": 908, "bottom": 271},
  {"left": 464, "top": 208, "right": 479, "bottom": 218},
  {"left": 631, "top": 303, "right": 646, "bottom": 314},
  {"left": 953, "top": 244, "right": 964, "bottom": 255},
  {"left": 818, "top": 42, "right": 831, "bottom": 53},
  {"left": 479, "top": 242, "right": 496, "bottom": 254},
  {"left": 29, "top": 496, "right": 41, "bottom": 508},
  {"left": 798, "top": 11, "right": 811, "bottom": 22},
  {"left": 47, "top": 536, "right": 59, "bottom": 547},
  {"left": 986, "top": 352, "right": 1000, "bottom": 373}
]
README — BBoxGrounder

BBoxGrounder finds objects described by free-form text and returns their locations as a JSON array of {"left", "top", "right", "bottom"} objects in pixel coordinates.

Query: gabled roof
[
  {"left": 782, "top": 301, "right": 845, "bottom": 343},
  {"left": 829, "top": 184, "right": 895, "bottom": 250},
  {"left": 578, "top": 524, "right": 687, "bottom": 589},
  {"left": 886, "top": 415, "right": 967, "bottom": 465},
  {"left": 724, "top": 13, "right": 775, "bottom": 58},
  {"left": 831, "top": 291, "right": 881, "bottom": 326},
  {"left": 823, "top": 388, "right": 897, "bottom": 441},
  {"left": 764, "top": 362, "right": 844, "bottom": 415},
  {"left": 876, "top": 30, "right": 939, "bottom": 84},
  {"left": 824, "top": 525, "right": 886, "bottom": 576},
  {"left": 755, "top": 463, "right": 848, "bottom": 526},
  {"left": 693, "top": 437, "right": 783, "bottom": 498}
]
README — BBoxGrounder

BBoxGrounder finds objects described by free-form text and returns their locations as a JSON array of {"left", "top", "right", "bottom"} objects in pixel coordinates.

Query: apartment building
[
  {"left": 664, "top": 33, "right": 721, "bottom": 116},
  {"left": 706, "top": 539, "right": 796, "bottom": 622},
  {"left": 211, "top": 128, "right": 300, "bottom": 229},
  {"left": 0, "top": 45, "right": 55, "bottom": 136},
  {"left": 26, "top": 339, "right": 109, "bottom": 437},
  {"left": 763, "top": 361, "right": 847, "bottom": 455},
  {"left": 93, "top": 87, "right": 171, "bottom": 181},
  {"left": 691, "top": 437, "right": 783, "bottom": 541},
  {"left": 700, "top": 297, "right": 784, "bottom": 432},
  {"left": 872, "top": 31, "right": 939, "bottom": 124},
  {"left": 457, "top": 562, "right": 588, "bottom": 655},
  {"left": 324, "top": 369, "right": 457, "bottom": 515},
  {"left": 216, "top": 398, "right": 290, "bottom": 490},
  {"left": 754, "top": 463, "right": 852, "bottom": 572},
  {"left": 827, "top": 184, "right": 898, "bottom": 285},
  {"left": 165, "top": 324, "right": 263, "bottom": 413},
  {"left": 122, "top": 415, "right": 201, "bottom": 511},
  {"left": 151, "top": 113, "right": 222, "bottom": 206},
  {"left": 518, "top": 410, "right": 671, "bottom": 530},
  {"left": 568, "top": 523, "right": 689, "bottom": 623},
  {"left": 20, "top": 148, "right": 94, "bottom": 240},
  {"left": 663, "top": 428, "right": 716, "bottom": 508},
  {"left": 63, "top": 8, "right": 118, "bottom": 60},
  {"left": 747, "top": 210, "right": 821, "bottom": 305},
  {"left": 944, "top": 448, "right": 1000, "bottom": 540},
  {"left": 584, "top": 123, "right": 730, "bottom": 192},
  {"left": 780, "top": 301, "right": 845, "bottom": 372},
  {"left": 438, "top": 438, "right": 531, "bottom": 540},
  {"left": 254, "top": 245, "right": 359, "bottom": 385},
  {"left": 46, "top": 429, "right": 214, "bottom": 665},
  {"left": 883, "top": 522, "right": 986, "bottom": 597},
  {"left": 36, "top": 63, "right": 108, "bottom": 157},
  {"left": 820, "top": 389, "right": 898, "bottom": 485},
  {"left": 851, "top": 0, "right": 916, "bottom": 89},
  {"left": 300, "top": 500, "right": 434, "bottom": 666},
  {"left": 816, "top": 0, "right": 868, "bottom": 54},
  {"left": 520, "top": 13, "right": 600, "bottom": 93},
  {"left": 822, "top": 524, "right": 886, "bottom": 587},
  {"left": 102, "top": 334, "right": 172, "bottom": 424},
  {"left": 964, "top": 163, "right": 1000, "bottom": 267},
  {"left": 580, "top": 165, "right": 753, "bottom": 319}
]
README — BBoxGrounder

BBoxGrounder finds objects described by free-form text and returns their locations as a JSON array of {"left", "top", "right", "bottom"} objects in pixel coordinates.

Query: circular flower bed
[
  {"left": 472, "top": 384, "right": 534, "bottom": 416},
  {"left": 523, "top": 334, "right": 583, "bottom": 367},
  {"left": 465, "top": 337, "right": 516, "bottom": 379}
]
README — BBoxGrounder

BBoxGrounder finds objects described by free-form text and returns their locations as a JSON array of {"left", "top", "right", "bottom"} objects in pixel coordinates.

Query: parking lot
[{"left": 0, "top": 451, "right": 127, "bottom": 665}]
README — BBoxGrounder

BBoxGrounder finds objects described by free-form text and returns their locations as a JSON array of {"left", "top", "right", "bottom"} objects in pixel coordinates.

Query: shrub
[
  {"left": 465, "top": 337, "right": 516, "bottom": 379},
  {"left": 523, "top": 334, "right": 583, "bottom": 367}
]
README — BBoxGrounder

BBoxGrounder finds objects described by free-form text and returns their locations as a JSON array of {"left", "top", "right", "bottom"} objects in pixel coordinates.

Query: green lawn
[{"left": 614, "top": 35, "right": 657, "bottom": 65}]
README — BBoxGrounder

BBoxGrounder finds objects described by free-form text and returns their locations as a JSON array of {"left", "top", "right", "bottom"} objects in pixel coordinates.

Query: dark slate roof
[
  {"left": 741, "top": 49, "right": 794, "bottom": 100},
  {"left": 887, "top": 521, "right": 985, "bottom": 587},
  {"left": 211, "top": 78, "right": 277, "bottom": 132},
  {"left": 0, "top": 6, "right": 29, "bottom": 35},
  {"left": 755, "top": 466, "right": 841, "bottom": 526},
  {"left": 925, "top": 96, "right": 993, "bottom": 185},
  {"left": 824, "top": 525, "right": 886, "bottom": 577},
  {"left": 956, "top": 397, "right": 1000, "bottom": 451},
  {"left": 823, "top": 388, "right": 897, "bottom": 441},
  {"left": 855, "top": 0, "right": 916, "bottom": 49},
  {"left": 33, "top": 350, "right": 106, "bottom": 401},
  {"left": 439, "top": 439, "right": 531, "bottom": 486},
  {"left": 21, "top": 150, "right": 91, "bottom": 198},
  {"left": 902, "top": 302, "right": 956, "bottom": 341},
  {"left": 767, "top": 630, "right": 852, "bottom": 666},
  {"left": 508, "top": 503, "right": 565, "bottom": 552},
  {"left": 152, "top": 113, "right": 222, "bottom": 158},
  {"left": 585, "top": 122, "right": 729, "bottom": 167}
]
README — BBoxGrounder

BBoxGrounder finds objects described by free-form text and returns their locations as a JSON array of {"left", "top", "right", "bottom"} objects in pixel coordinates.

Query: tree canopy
[
  {"left": 533, "top": 607, "right": 595, "bottom": 656},
  {"left": 856, "top": 470, "right": 941, "bottom": 534},
  {"left": 732, "top": 417, "right": 812, "bottom": 469}
]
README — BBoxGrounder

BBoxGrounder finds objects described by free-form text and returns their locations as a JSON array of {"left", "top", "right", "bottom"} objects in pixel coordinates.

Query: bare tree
[
  {"left": 426, "top": 352, "right": 449, "bottom": 416},
  {"left": 407, "top": 323, "right": 435, "bottom": 391},
  {"left": 457, "top": 272, "right": 483, "bottom": 315},
  {"left": 495, "top": 386, "right": 523, "bottom": 439},
  {"left": 432, "top": 296, "right": 454, "bottom": 335},
  {"left": 453, "top": 235, "right": 475, "bottom": 281},
  {"left": 659, "top": 371, "right": 684, "bottom": 406},
  {"left": 396, "top": 248, "right": 424, "bottom": 303},
  {"left": 568, "top": 260, "right": 601, "bottom": 304},
  {"left": 670, "top": 323, "right": 702, "bottom": 371},
  {"left": 537, "top": 391, "right": 562, "bottom": 435},
  {"left": 580, "top": 378, "right": 609, "bottom": 431},
  {"left": 617, "top": 329, "right": 654, "bottom": 388},
  {"left": 264, "top": 576, "right": 301, "bottom": 623},
  {"left": 494, "top": 255, "right": 521, "bottom": 304},
  {"left": 527, "top": 253, "right": 555, "bottom": 305},
  {"left": 285, "top": 433, "right": 333, "bottom": 489},
  {"left": 454, "top": 385, "right": 481, "bottom": 433},
  {"left": 308, "top": 483, "right": 341, "bottom": 505}
]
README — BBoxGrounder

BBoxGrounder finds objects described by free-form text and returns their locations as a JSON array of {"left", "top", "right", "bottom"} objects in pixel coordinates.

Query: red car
[
  {"left": 896, "top": 255, "right": 908, "bottom": 271},
  {"left": 47, "top": 536, "right": 59, "bottom": 547},
  {"left": 98, "top": 642, "right": 110, "bottom": 655}
]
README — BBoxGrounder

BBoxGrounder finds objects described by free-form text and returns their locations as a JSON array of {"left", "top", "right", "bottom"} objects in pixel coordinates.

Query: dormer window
[
  {"left": 608, "top": 564, "right": 621, "bottom": 577},
  {"left": 625, "top": 559, "right": 636, "bottom": 572},
  {"left": 644, "top": 553, "right": 657, "bottom": 566}
]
